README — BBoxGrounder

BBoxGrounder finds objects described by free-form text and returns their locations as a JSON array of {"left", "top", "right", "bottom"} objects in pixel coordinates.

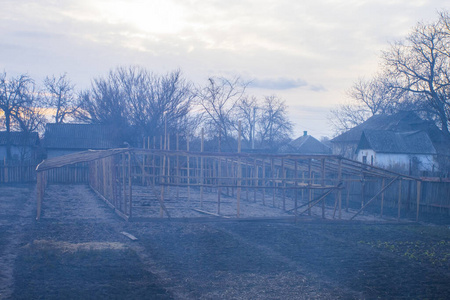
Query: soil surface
[{"left": 1, "top": 184, "right": 449, "bottom": 299}]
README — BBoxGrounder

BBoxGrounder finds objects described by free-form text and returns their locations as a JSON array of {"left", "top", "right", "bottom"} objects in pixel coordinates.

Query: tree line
[
  {"left": 0, "top": 67, "right": 293, "bottom": 160},
  {"left": 330, "top": 10, "right": 450, "bottom": 137}
]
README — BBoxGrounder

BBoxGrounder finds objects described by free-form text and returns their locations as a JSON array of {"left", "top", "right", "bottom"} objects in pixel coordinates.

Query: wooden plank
[{"left": 121, "top": 231, "right": 138, "bottom": 241}]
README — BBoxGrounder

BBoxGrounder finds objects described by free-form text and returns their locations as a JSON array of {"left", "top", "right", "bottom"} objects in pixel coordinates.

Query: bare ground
[{"left": 1, "top": 183, "right": 450, "bottom": 299}]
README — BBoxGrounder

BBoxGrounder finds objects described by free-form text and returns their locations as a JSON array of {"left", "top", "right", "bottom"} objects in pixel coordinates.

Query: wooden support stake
[
  {"left": 262, "top": 159, "right": 266, "bottom": 205},
  {"left": 295, "top": 160, "right": 298, "bottom": 222},
  {"left": 271, "top": 158, "right": 275, "bottom": 207},
  {"left": 176, "top": 133, "right": 180, "bottom": 201},
  {"left": 187, "top": 135, "right": 190, "bottom": 203},
  {"left": 128, "top": 152, "right": 132, "bottom": 219},
  {"left": 321, "top": 159, "right": 325, "bottom": 219},
  {"left": 416, "top": 180, "right": 421, "bottom": 222},
  {"left": 337, "top": 158, "right": 342, "bottom": 219},
  {"left": 282, "top": 158, "right": 286, "bottom": 211},
  {"left": 217, "top": 157, "right": 221, "bottom": 215},
  {"left": 200, "top": 128, "right": 204, "bottom": 208},
  {"left": 237, "top": 121, "right": 242, "bottom": 217},
  {"left": 381, "top": 178, "right": 385, "bottom": 218},
  {"left": 308, "top": 159, "right": 312, "bottom": 216},
  {"left": 397, "top": 179, "right": 402, "bottom": 221}
]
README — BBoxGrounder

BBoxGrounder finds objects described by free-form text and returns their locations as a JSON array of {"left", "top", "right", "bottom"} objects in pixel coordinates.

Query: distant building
[
  {"left": 0, "top": 131, "right": 40, "bottom": 162},
  {"left": 279, "top": 131, "right": 332, "bottom": 155},
  {"left": 331, "top": 112, "right": 450, "bottom": 173},
  {"left": 356, "top": 130, "right": 436, "bottom": 171},
  {"left": 43, "top": 123, "right": 124, "bottom": 158}
]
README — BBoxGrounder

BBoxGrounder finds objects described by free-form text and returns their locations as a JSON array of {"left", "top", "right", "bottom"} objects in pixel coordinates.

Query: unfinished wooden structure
[{"left": 35, "top": 138, "right": 434, "bottom": 222}]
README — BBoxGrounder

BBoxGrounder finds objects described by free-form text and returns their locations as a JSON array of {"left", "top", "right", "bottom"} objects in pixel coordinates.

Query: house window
[{"left": 362, "top": 156, "right": 367, "bottom": 164}]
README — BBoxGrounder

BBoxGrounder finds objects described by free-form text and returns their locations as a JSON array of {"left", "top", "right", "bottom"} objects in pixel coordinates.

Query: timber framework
[{"left": 35, "top": 145, "right": 437, "bottom": 222}]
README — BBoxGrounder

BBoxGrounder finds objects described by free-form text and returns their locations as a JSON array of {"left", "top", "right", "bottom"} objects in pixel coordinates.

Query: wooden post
[
  {"left": 36, "top": 172, "right": 42, "bottom": 220},
  {"left": 187, "top": 135, "right": 190, "bottom": 203},
  {"left": 167, "top": 134, "right": 171, "bottom": 195},
  {"left": 337, "top": 158, "right": 342, "bottom": 219},
  {"left": 254, "top": 158, "right": 258, "bottom": 203},
  {"left": 122, "top": 154, "right": 126, "bottom": 211},
  {"left": 282, "top": 158, "right": 286, "bottom": 211},
  {"left": 321, "top": 159, "right": 325, "bottom": 219},
  {"left": 397, "top": 179, "right": 402, "bottom": 221},
  {"left": 262, "top": 159, "right": 266, "bottom": 205},
  {"left": 176, "top": 133, "right": 180, "bottom": 201},
  {"left": 217, "top": 156, "right": 221, "bottom": 215},
  {"left": 346, "top": 181, "right": 350, "bottom": 212},
  {"left": 308, "top": 159, "right": 312, "bottom": 216},
  {"left": 237, "top": 121, "right": 242, "bottom": 217},
  {"left": 416, "top": 180, "right": 421, "bottom": 222},
  {"left": 128, "top": 152, "right": 132, "bottom": 218},
  {"left": 381, "top": 178, "right": 386, "bottom": 218},
  {"left": 200, "top": 128, "right": 204, "bottom": 208},
  {"left": 295, "top": 159, "right": 298, "bottom": 222},
  {"left": 361, "top": 175, "right": 366, "bottom": 215},
  {"left": 271, "top": 158, "right": 275, "bottom": 207}
]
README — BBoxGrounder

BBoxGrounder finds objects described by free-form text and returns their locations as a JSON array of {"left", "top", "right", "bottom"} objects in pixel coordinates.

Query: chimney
[{"left": 303, "top": 131, "right": 307, "bottom": 136}]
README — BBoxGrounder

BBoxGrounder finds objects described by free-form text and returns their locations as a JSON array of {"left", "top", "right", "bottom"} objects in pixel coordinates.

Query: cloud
[
  {"left": 309, "top": 84, "right": 327, "bottom": 92},
  {"left": 249, "top": 77, "right": 308, "bottom": 90}
]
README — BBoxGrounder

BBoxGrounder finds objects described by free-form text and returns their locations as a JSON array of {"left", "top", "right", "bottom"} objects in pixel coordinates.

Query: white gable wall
[{"left": 357, "top": 149, "right": 435, "bottom": 171}]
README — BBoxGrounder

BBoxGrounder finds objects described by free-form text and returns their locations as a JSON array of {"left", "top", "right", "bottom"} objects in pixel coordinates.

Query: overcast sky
[{"left": 1, "top": 0, "right": 449, "bottom": 138}]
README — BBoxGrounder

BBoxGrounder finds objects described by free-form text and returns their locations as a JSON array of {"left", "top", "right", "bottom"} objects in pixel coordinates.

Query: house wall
[
  {"left": 0, "top": 146, "right": 34, "bottom": 161},
  {"left": 357, "top": 149, "right": 435, "bottom": 171}
]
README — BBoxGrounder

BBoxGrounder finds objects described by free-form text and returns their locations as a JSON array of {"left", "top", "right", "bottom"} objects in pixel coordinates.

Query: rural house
[
  {"left": 279, "top": 131, "right": 331, "bottom": 155},
  {"left": 331, "top": 112, "right": 450, "bottom": 173},
  {"left": 43, "top": 123, "right": 124, "bottom": 158},
  {"left": 355, "top": 130, "right": 436, "bottom": 172},
  {"left": 0, "top": 131, "right": 40, "bottom": 162}
]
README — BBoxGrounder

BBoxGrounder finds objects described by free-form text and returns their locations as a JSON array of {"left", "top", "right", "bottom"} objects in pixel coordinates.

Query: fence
[
  {"left": 0, "top": 162, "right": 37, "bottom": 183},
  {"left": 0, "top": 162, "right": 89, "bottom": 184}
]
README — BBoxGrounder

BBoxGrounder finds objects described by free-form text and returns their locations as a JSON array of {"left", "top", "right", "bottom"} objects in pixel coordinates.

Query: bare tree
[
  {"left": 257, "top": 95, "right": 293, "bottom": 150},
  {"left": 196, "top": 76, "right": 247, "bottom": 149},
  {"left": 383, "top": 12, "right": 450, "bottom": 136},
  {"left": 43, "top": 74, "right": 79, "bottom": 124},
  {"left": 236, "top": 95, "right": 258, "bottom": 148},
  {"left": 329, "top": 75, "right": 408, "bottom": 135},
  {"left": 0, "top": 72, "right": 44, "bottom": 160},
  {"left": 329, "top": 102, "right": 369, "bottom": 135},
  {"left": 76, "top": 66, "right": 195, "bottom": 144}
]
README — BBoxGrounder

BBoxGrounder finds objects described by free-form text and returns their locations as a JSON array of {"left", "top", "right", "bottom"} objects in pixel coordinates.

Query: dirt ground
[{"left": 1, "top": 183, "right": 450, "bottom": 299}]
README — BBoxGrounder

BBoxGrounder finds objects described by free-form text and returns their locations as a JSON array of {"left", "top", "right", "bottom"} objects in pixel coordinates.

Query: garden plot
[{"left": 2, "top": 184, "right": 449, "bottom": 299}]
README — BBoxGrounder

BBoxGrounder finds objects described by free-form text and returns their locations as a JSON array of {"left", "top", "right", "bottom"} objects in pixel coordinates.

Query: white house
[{"left": 356, "top": 130, "right": 436, "bottom": 172}]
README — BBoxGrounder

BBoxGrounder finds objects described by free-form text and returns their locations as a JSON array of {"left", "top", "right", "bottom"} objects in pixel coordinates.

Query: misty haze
[{"left": 1, "top": 1, "right": 450, "bottom": 299}]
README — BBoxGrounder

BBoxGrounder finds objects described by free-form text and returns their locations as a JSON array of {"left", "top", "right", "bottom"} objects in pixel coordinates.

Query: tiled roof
[{"left": 43, "top": 123, "right": 122, "bottom": 150}]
